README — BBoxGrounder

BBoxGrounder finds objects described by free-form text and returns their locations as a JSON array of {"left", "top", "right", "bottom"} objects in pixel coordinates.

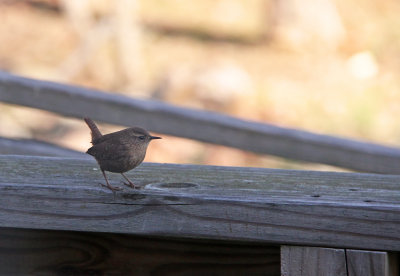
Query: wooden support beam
[
  {"left": 0, "top": 155, "right": 399, "bottom": 252},
  {"left": 1, "top": 72, "right": 400, "bottom": 174},
  {"left": 0, "top": 227, "right": 280, "bottom": 275}
]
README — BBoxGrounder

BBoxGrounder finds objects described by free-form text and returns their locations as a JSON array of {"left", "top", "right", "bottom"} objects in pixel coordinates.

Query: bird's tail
[{"left": 84, "top": 118, "right": 102, "bottom": 143}]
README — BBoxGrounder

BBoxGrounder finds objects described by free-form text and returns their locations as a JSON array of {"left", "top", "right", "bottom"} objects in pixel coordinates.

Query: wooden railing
[
  {"left": 0, "top": 72, "right": 399, "bottom": 275},
  {"left": 2, "top": 72, "right": 400, "bottom": 174}
]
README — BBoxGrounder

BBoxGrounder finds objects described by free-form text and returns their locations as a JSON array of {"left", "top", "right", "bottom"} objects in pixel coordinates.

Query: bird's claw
[
  {"left": 101, "top": 183, "right": 122, "bottom": 191},
  {"left": 123, "top": 181, "right": 140, "bottom": 189}
]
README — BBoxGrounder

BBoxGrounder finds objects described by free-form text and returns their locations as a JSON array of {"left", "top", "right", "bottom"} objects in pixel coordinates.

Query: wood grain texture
[
  {"left": 0, "top": 155, "right": 400, "bottom": 251},
  {"left": 0, "top": 227, "right": 280, "bottom": 275},
  {"left": 1, "top": 72, "right": 400, "bottom": 173},
  {"left": 281, "top": 246, "right": 399, "bottom": 276},
  {"left": 280, "top": 246, "right": 346, "bottom": 276},
  {"left": 346, "top": 250, "right": 399, "bottom": 276}
]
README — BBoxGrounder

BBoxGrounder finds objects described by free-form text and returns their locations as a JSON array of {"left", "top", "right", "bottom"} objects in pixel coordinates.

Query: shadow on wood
[{"left": 0, "top": 227, "right": 280, "bottom": 275}]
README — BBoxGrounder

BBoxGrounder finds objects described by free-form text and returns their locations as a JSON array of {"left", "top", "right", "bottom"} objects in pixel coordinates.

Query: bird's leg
[
  {"left": 121, "top": 173, "right": 139, "bottom": 189},
  {"left": 101, "top": 170, "right": 122, "bottom": 191}
]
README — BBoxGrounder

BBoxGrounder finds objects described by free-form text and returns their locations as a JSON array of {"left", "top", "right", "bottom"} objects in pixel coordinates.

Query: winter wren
[{"left": 84, "top": 118, "right": 161, "bottom": 191}]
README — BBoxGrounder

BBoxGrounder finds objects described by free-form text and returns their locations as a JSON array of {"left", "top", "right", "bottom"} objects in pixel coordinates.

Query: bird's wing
[
  {"left": 93, "top": 129, "right": 131, "bottom": 144},
  {"left": 86, "top": 139, "right": 131, "bottom": 161}
]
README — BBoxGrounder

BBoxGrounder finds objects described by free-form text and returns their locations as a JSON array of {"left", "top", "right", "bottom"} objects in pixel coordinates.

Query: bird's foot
[
  {"left": 123, "top": 180, "right": 140, "bottom": 189},
  {"left": 101, "top": 183, "right": 122, "bottom": 191},
  {"left": 121, "top": 173, "right": 141, "bottom": 189}
]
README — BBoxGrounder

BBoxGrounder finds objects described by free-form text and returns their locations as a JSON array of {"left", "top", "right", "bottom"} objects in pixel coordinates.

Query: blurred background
[{"left": 1, "top": 0, "right": 400, "bottom": 171}]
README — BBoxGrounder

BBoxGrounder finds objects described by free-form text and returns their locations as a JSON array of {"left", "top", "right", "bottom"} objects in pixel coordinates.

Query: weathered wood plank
[
  {"left": 0, "top": 137, "right": 87, "bottom": 158},
  {"left": 1, "top": 72, "right": 400, "bottom": 174},
  {"left": 280, "top": 246, "right": 347, "bottom": 276},
  {"left": 0, "top": 227, "right": 280, "bottom": 275},
  {"left": 281, "top": 246, "right": 399, "bottom": 276},
  {"left": 346, "top": 250, "right": 399, "bottom": 276},
  {"left": 0, "top": 155, "right": 399, "bottom": 251}
]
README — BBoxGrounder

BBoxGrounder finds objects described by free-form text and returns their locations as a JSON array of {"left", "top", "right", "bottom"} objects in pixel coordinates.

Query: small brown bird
[{"left": 84, "top": 118, "right": 161, "bottom": 191}]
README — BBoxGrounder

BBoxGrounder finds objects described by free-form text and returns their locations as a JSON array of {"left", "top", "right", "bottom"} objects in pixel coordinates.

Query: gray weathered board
[
  {"left": 1, "top": 72, "right": 400, "bottom": 174},
  {"left": 281, "top": 246, "right": 347, "bottom": 276},
  {"left": 0, "top": 155, "right": 399, "bottom": 252},
  {"left": 346, "top": 249, "right": 398, "bottom": 276},
  {"left": 281, "top": 246, "right": 398, "bottom": 276}
]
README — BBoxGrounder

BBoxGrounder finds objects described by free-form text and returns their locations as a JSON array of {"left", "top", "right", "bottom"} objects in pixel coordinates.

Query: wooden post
[
  {"left": 281, "top": 246, "right": 399, "bottom": 276},
  {"left": 281, "top": 246, "right": 346, "bottom": 276},
  {"left": 346, "top": 250, "right": 398, "bottom": 276}
]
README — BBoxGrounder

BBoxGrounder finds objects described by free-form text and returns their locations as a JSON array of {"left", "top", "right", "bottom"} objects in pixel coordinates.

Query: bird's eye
[{"left": 138, "top": 136, "right": 146, "bottom": 140}]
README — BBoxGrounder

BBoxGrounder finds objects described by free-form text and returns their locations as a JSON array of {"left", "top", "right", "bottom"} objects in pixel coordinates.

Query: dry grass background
[{"left": 1, "top": 0, "right": 400, "bottom": 171}]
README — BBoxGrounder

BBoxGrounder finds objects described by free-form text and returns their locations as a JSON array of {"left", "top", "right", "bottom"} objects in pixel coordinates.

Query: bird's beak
[{"left": 150, "top": 136, "right": 162, "bottom": 140}]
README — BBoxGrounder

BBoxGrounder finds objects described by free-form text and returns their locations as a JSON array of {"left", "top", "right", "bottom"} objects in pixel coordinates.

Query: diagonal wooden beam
[{"left": 1, "top": 72, "right": 400, "bottom": 173}]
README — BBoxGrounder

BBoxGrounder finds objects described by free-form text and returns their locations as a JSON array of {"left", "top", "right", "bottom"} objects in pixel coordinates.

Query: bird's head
[{"left": 129, "top": 127, "right": 162, "bottom": 146}]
